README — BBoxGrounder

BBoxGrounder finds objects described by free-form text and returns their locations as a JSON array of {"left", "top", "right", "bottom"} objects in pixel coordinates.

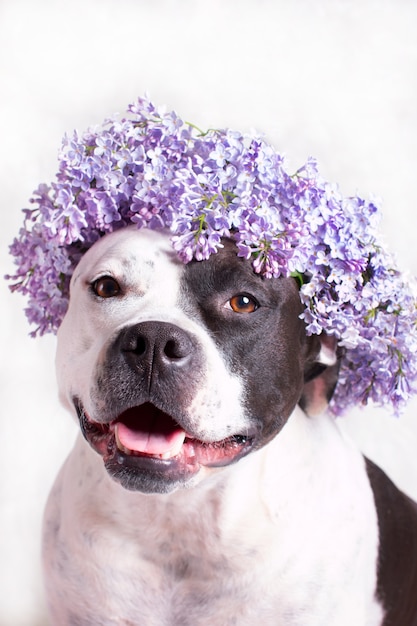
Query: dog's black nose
[{"left": 120, "top": 322, "right": 195, "bottom": 374}]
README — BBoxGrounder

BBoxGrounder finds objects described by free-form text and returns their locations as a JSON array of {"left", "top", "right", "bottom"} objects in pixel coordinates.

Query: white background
[{"left": 1, "top": 1, "right": 416, "bottom": 623}]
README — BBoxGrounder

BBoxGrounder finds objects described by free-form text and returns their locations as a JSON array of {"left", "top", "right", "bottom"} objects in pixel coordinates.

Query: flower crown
[{"left": 7, "top": 97, "right": 417, "bottom": 415}]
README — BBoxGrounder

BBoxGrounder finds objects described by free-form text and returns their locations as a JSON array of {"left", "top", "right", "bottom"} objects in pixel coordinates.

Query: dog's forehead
[{"left": 72, "top": 227, "right": 183, "bottom": 289}]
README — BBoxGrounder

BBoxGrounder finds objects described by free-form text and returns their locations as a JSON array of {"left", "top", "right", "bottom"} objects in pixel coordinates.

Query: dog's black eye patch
[{"left": 91, "top": 276, "right": 121, "bottom": 298}]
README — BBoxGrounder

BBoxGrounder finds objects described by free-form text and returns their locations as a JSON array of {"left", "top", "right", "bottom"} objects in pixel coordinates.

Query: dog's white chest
[{"left": 43, "top": 409, "right": 383, "bottom": 626}]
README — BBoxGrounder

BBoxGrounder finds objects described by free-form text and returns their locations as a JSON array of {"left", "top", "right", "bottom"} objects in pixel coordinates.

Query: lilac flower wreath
[{"left": 7, "top": 96, "right": 417, "bottom": 416}]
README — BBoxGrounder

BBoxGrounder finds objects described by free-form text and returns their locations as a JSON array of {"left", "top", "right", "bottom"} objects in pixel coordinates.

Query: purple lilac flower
[{"left": 6, "top": 96, "right": 417, "bottom": 416}]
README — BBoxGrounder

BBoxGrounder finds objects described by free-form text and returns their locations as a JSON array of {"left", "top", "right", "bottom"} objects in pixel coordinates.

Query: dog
[{"left": 42, "top": 225, "right": 417, "bottom": 625}]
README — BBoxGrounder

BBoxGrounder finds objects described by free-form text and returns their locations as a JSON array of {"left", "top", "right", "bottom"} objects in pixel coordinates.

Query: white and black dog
[{"left": 43, "top": 226, "right": 417, "bottom": 625}]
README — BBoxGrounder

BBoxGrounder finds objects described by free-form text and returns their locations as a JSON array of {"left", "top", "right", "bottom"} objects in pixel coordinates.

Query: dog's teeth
[{"left": 160, "top": 447, "right": 181, "bottom": 460}]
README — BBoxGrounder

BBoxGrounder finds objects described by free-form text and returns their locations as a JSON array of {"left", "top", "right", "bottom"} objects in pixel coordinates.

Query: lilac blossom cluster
[{"left": 7, "top": 97, "right": 417, "bottom": 415}]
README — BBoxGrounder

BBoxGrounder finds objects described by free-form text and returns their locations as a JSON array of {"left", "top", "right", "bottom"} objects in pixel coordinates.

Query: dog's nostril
[
  {"left": 135, "top": 336, "right": 147, "bottom": 356},
  {"left": 124, "top": 335, "right": 148, "bottom": 355},
  {"left": 164, "top": 339, "right": 186, "bottom": 360}
]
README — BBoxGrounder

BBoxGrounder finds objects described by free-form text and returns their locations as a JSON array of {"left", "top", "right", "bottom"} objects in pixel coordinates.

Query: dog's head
[{"left": 56, "top": 227, "right": 337, "bottom": 493}]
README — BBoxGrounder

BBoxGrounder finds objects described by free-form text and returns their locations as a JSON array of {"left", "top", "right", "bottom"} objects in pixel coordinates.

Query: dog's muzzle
[{"left": 75, "top": 321, "right": 254, "bottom": 493}]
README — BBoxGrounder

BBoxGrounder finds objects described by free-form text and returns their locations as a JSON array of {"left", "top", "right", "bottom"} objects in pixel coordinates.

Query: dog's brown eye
[
  {"left": 228, "top": 294, "right": 259, "bottom": 314},
  {"left": 92, "top": 276, "right": 120, "bottom": 298}
]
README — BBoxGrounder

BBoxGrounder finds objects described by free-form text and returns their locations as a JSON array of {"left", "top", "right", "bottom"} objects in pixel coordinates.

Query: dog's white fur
[
  {"left": 44, "top": 228, "right": 384, "bottom": 625},
  {"left": 44, "top": 410, "right": 383, "bottom": 625}
]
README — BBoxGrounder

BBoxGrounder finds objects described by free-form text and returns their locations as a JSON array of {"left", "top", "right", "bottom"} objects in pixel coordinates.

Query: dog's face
[{"left": 56, "top": 227, "right": 325, "bottom": 494}]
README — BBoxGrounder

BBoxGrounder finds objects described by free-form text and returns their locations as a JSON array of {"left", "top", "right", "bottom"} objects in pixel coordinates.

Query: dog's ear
[{"left": 300, "top": 334, "right": 340, "bottom": 416}]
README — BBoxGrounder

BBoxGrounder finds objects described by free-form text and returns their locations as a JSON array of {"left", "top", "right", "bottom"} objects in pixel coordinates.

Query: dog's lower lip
[{"left": 76, "top": 401, "right": 254, "bottom": 471}]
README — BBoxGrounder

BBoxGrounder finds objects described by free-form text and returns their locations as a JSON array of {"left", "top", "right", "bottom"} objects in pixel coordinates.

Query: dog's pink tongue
[{"left": 115, "top": 407, "right": 186, "bottom": 456}]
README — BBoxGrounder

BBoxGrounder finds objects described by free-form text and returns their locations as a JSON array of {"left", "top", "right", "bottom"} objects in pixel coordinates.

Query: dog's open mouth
[{"left": 76, "top": 401, "right": 254, "bottom": 489}]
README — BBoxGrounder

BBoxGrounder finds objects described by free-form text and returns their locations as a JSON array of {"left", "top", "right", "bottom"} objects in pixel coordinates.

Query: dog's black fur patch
[
  {"left": 366, "top": 459, "right": 417, "bottom": 625},
  {"left": 180, "top": 240, "right": 320, "bottom": 445}
]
